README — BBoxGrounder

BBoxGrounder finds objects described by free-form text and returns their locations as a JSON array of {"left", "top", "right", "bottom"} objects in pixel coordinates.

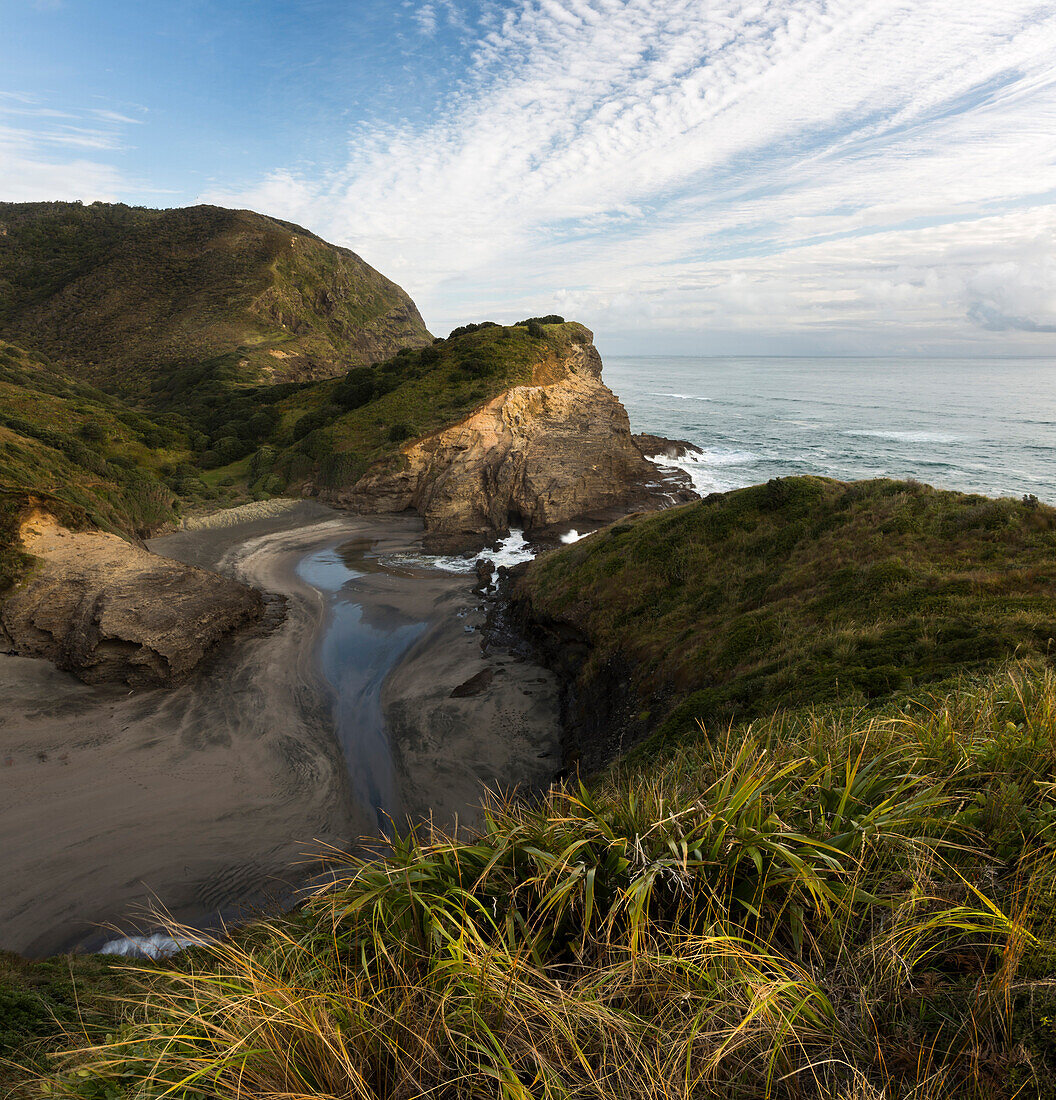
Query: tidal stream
[
  {"left": 0, "top": 504, "right": 560, "bottom": 957},
  {"left": 297, "top": 539, "right": 426, "bottom": 829}
]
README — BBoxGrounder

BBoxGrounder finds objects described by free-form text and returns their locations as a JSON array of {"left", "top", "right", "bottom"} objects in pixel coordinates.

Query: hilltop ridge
[{"left": 0, "top": 201, "right": 431, "bottom": 392}]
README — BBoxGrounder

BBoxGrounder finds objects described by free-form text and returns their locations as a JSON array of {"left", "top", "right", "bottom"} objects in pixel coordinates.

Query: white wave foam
[
  {"left": 648, "top": 392, "right": 713, "bottom": 401},
  {"left": 560, "top": 529, "right": 586, "bottom": 544},
  {"left": 100, "top": 932, "right": 205, "bottom": 960},
  {"left": 647, "top": 447, "right": 760, "bottom": 496},
  {"left": 485, "top": 528, "right": 536, "bottom": 568},
  {"left": 388, "top": 528, "right": 539, "bottom": 578},
  {"left": 843, "top": 429, "right": 960, "bottom": 444},
  {"left": 695, "top": 448, "right": 758, "bottom": 466}
]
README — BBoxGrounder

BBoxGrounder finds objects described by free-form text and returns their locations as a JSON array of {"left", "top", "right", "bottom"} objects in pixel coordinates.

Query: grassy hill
[
  {"left": 0, "top": 201, "right": 431, "bottom": 395},
  {"left": 516, "top": 476, "right": 1056, "bottom": 762}
]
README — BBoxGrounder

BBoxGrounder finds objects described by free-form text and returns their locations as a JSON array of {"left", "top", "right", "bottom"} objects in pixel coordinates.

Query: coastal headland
[{"left": 3, "top": 201, "right": 1056, "bottom": 1097}]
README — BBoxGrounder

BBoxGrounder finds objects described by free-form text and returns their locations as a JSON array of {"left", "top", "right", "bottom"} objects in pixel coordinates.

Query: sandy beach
[{"left": 0, "top": 503, "right": 561, "bottom": 957}]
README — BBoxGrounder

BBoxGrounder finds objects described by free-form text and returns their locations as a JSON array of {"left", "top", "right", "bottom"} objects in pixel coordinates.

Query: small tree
[{"left": 79, "top": 421, "right": 108, "bottom": 444}]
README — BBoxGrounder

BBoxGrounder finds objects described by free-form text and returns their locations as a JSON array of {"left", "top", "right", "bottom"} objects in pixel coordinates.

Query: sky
[{"left": 3, "top": 0, "right": 1056, "bottom": 356}]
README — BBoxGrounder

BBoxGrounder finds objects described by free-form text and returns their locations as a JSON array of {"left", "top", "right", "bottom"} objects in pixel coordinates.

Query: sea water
[{"left": 604, "top": 356, "right": 1056, "bottom": 504}]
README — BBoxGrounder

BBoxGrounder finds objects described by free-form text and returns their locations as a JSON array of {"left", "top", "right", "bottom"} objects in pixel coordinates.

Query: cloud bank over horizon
[{"left": 4, "top": 0, "right": 1056, "bottom": 354}]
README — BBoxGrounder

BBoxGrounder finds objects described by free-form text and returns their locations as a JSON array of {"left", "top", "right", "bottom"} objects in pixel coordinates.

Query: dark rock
[
  {"left": 449, "top": 668, "right": 494, "bottom": 698},
  {"left": 633, "top": 433, "right": 703, "bottom": 460},
  {"left": 502, "top": 586, "right": 657, "bottom": 776}
]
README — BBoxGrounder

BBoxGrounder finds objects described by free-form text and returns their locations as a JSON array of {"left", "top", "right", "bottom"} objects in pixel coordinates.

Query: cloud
[
  {"left": 414, "top": 3, "right": 438, "bottom": 36},
  {"left": 968, "top": 303, "right": 1056, "bottom": 333},
  {"left": 0, "top": 94, "right": 139, "bottom": 202},
  {"left": 198, "top": 2, "right": 1056, "bottom": 349},
  {"left": 90, "top": 108, "right": 145, "bottom": 126}
]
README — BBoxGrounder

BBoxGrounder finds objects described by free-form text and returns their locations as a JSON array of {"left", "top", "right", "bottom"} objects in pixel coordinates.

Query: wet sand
[
  {"left": 292, "top": 523, "right": 561, "bottom": 832},
  {"left": 0, "top": 503, "right": 561, "bottom": 956}
]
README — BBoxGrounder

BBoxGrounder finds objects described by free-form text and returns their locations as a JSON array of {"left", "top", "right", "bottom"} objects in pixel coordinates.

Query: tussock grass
[{"left": 35, "top": 666, "right": 1056, "bottom": 1099}]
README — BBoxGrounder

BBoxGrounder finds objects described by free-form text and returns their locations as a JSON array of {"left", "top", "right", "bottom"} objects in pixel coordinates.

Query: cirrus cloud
[{"left": 205, "top": 0, "right": 1056, "bottom": 351}]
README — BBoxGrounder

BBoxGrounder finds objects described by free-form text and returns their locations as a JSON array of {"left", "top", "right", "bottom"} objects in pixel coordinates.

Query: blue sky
[{"left": 3, "top": 0, "right": 1056, "bottom": 355}]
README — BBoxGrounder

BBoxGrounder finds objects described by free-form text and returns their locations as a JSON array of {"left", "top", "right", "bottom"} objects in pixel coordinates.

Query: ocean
[{"left": 605, "top": 356, "right": 1056, "bottom": 504}]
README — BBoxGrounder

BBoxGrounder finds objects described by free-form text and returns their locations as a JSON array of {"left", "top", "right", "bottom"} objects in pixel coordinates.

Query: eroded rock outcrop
[
  {"left": 633, "top": 433, "right": 703, "bottom": 461},
  {"left": 0, "top": 513, "right": 263, "bottom": 686},
  {"left": 337, "top": 331, "right": 696, "bottom": 549}
]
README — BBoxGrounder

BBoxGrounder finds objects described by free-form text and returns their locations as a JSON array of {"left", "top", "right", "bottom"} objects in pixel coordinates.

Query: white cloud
[
  {"left": 414, "top": 3, "right": 438, "bottom": 35},
  {"left": 205, "top": 0, "right": 1056, "bottom": 351},
  {"left": 0, "top": 94, "right": 139, "bottom": 202}
]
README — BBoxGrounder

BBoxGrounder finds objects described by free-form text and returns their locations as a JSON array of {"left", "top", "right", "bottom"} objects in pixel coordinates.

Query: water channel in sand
[
  {"left": 298, "top": 539, "right": 426, "bottom": 830},
  {"left": 0, "top": 504, "right": 560, "bottom": 957}
]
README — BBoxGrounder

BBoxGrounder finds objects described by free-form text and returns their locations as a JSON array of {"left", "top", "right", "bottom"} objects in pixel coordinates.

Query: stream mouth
[
  {"left": 296, "top": 538, "right": 430, "bottom": 830},
  {"left": 1, "top": 509, "right": 562, "bottom": 958}
]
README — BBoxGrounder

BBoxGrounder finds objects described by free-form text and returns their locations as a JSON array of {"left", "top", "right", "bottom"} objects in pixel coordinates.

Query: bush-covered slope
[
  {"left": 0, "top": 339, "right": 189, "bottom": 590},
  {"left": 517, "top": 476, "right": 1056, "bottom": 759},
  {"left": 0, "top": 201, "right": 431, "bottom": 394}
]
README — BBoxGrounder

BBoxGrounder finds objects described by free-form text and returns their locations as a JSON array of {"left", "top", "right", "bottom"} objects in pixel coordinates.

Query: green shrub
[
  {"left": 298, "top": 428, "right": 333, "bottom": 461},
  {"left": 319, "top": 451, "right": 364, "bottom": 489},
  {"left": 78, "top": 421, "right": 107, "bottom": 444},
  {"left": 448, "top": 321, "right": 499, "bottom": 339},
  {"left": 333, "top": 370, "right": 375, "bottom": 409},
  {"left": 249, "top": 445, "right": 276, "bottom": 480},
  {"left": 291, "top": 405, "right": 340, "bottom": 441},
  {"left": 459, "top": 353, "right": 492, "bottom": 378}
]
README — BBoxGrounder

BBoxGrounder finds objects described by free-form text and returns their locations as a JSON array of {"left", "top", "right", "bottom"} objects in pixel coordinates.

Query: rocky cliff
[
  {"left": 0, "top": 513, "right": 263, "bottom": 686},
  {"left": 336, "top": 329, "right": 695, "bottom": 549}
]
